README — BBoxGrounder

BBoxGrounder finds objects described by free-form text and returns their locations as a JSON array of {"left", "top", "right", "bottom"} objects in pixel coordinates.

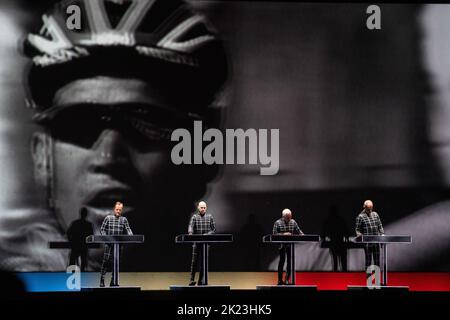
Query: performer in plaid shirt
[
  {"left": 273, "top": 208, "right": 304, "bottom": 285},
  {"left": 99, "top": 202, "right": 133, "bottom": 287},
  {"left": 355, "top": 200, "right": 384, "bottom": 273},
  {"left": 188, "top": 201, "right": 216, "bottom": 286}
]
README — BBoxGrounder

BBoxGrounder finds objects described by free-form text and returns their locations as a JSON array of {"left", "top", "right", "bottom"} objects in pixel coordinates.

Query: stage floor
[{"left": 17, "top": 272, "right": 450, "bottom": 292}]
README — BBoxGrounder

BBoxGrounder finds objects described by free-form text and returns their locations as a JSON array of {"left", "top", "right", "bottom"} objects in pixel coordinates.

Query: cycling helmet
[{"left": 23, "top": 0, "right": 228, "bottom": 121}]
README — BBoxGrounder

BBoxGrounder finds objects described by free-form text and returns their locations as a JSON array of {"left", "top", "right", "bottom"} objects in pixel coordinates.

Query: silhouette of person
[
  {"left": 67, "top": 207, "right": 94, "bottom": 272},
  {"left": 238, "top": 213, "right": 264, "bottom": 270},
  {"left": 322, "top": 205, "right": 350, "bottom": 271}
]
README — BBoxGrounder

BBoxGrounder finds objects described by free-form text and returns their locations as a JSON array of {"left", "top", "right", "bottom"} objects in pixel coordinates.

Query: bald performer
[
  {"left": 188, "top": 201, "right": 216, "bottom": 286},
  {"left": 272, "top": 209, "right": 304, "bottom": 285},
  {"left": 355, "top": 200, "right": 384, "bottom": 273}
]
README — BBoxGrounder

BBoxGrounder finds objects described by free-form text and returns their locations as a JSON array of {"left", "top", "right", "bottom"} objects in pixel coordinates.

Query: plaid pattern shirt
[
  {"left": 272, "top": 219, "right": 304, "bottom": 235},
  {"left": 355, "top": 211, "right": 384, "bottom": 235},
  {"left": 100, "top": 215, "right": 133, "bottom": 235},
  {"left": 188, "top": 213, "right": 216, "bottom": 234}
]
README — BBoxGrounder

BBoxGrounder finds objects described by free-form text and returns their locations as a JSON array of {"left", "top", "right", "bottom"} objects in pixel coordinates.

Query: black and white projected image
[{"left": 0, "top": 1, "right": 449, "bottom": 272}]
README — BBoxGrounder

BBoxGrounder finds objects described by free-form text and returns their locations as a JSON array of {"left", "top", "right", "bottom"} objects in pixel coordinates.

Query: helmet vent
[{"left": 103, "top": 0, "right": 133, "bottom": 29}]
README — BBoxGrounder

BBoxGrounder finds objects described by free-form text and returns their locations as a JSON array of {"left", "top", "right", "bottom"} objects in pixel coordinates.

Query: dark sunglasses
[{"left": 42, "top": 104, "right": 198, "bottom": 150}]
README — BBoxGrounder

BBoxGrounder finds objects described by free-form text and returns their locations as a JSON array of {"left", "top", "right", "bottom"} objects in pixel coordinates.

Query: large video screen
[{"left": 0, "top": 1, "right": 448, "bottom": 272}]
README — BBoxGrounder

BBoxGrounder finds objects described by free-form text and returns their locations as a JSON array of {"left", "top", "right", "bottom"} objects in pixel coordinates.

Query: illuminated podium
[
  {"left": 86, "top": 235, "right": 144, "bottom": 287},
  {"left": 350, "top": 235, "right": 412, "bottom": 288},
  {"left": 171, "top": 234, "right": 233, "bottom": 290},
  {"left": 260, "top": 234, "right": 320, "bottom": 288}
]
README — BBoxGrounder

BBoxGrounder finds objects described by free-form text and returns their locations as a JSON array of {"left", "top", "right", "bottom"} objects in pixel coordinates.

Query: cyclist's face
[{"left": 42, "top": 76, "right": 190, "bottom": 231}]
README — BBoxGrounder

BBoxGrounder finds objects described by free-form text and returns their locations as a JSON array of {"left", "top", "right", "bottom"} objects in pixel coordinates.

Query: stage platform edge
[
  {"left": 256, "top": 285, "right": 317, "bottom": 291},
  {"left": 81, "top": 286, "right": 141, "bottom": 292},
  {"left": 170, "top": 285, "right": 230, "bottom": 292},
  {"left": 347, "top": 285, "right": 409, "bottom": 291}
]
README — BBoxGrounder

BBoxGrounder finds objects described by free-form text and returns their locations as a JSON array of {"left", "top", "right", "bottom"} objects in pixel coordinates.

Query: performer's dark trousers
[
  {"left": 190, "top": 244, "right": 209, "bottom": 284},
  {"left": 278, "top": 245, "right": 292, "bottom": 283},
  {"left": 100, "top": 244, "right": 114, "bottom": 280},
  {"left": 69, "top": 248, "right": 88, "bottom": 272},
  {"left": 364, "top": 244, "right": 380, "bottom": 271}
]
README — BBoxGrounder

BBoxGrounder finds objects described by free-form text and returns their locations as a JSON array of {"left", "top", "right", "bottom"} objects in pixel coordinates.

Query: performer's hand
[{"left": 189, "top": 232, "right": 193, "bottom": 235}]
